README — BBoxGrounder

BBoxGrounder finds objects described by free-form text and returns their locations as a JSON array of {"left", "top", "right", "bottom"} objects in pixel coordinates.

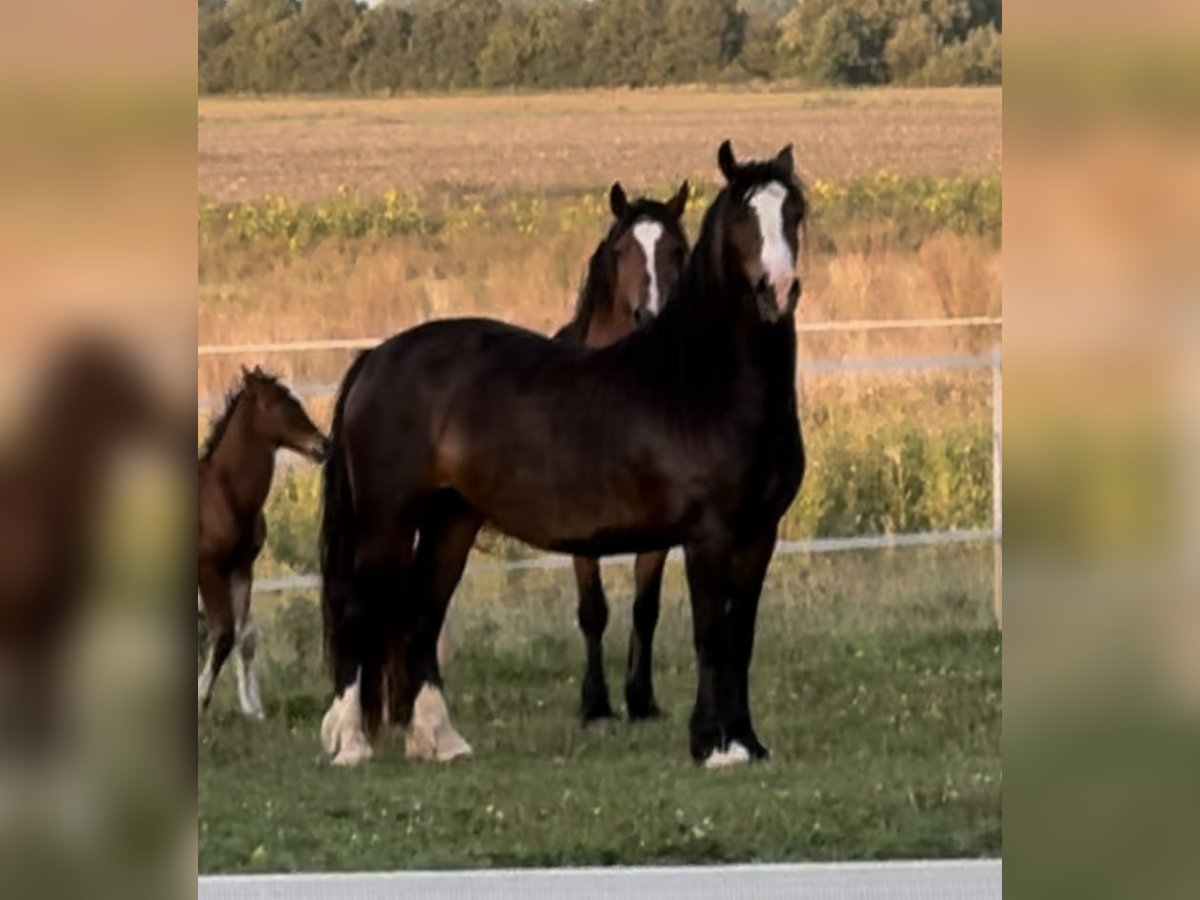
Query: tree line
[{"left": 199, "top": 0, "right": 1002, "bottom": 94}]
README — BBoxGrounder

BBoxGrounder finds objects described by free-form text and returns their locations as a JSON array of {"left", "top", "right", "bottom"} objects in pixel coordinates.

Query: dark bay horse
[
  {"left": 198, "top": 366, "right": 327, "bottom": 719},
  {"left": 320, "top": 141, "right": 806, "bottom": 768},
  {"left": 553, "top": 179, "right": 689, "bottom": 723}
]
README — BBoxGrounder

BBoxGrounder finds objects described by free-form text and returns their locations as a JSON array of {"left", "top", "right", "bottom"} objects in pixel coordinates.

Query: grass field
[{"left": 199, "top": 544, "right": 1001, "bottom": 873}]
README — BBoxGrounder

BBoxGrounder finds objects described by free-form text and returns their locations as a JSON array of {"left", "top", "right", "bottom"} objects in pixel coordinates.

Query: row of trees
[{"left": 199, "top": 0, "right": 1002, "bottom": 94}]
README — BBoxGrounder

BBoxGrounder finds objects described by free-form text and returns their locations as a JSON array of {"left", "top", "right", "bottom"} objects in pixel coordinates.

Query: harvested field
[{"left": 199, "top": 87, "right": 1002, "bottom": 202}]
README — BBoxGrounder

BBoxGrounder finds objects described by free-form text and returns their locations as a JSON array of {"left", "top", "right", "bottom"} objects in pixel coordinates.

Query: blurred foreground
[{"left": 0, "top": 0, "right": 194, "bottom": 896}]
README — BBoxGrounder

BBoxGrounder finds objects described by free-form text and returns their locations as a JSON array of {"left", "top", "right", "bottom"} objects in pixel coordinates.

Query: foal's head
[
  {"left": 238, "top": 367, "right": 327, "bottom": 462},
  {"left": 712, "top": 140, "right": 807, "bottom": 324},
  {"left": 592, "top": 180, "right": 690, "bottom": 335}
]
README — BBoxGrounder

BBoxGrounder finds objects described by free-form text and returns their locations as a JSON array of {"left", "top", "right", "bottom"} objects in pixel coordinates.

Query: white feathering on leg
[
  {"left": 321, "top": 669, "right": 373, "bottom": 767},
  {"left": 703, "top": 740, "right": 751, "bottom": 769},
  {"left": 405, "top": 683, "right": 472, "bottom": 762}
]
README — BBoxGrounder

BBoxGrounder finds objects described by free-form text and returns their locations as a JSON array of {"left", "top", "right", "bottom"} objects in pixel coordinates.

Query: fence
[{"left": 197, "top": 316, "right": 1002, "bottom": 616}]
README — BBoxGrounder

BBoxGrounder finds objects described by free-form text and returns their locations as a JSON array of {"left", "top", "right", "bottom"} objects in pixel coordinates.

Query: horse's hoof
[
  {"left": 625, "top": 685, "right": 662, "bottom": 721},
  {"left": 405, "top": 725, "right": 472, "bottom": 762},
  {"left": 581, "top": 692, "right": 614, "bottom": 725},
  {"left": 626, "top": 700, "right": 663, "bottom": 722},
  {"left": 703, "top": 741, "right": 751, "bottom": 769},
  {"left": 435, "top": 732, "right": 473, "bottom": 762},
  {"left": 582, "top": 705, "right": 616, "bottom": 726},
  {"left": 406, "top": 683, "right": 472, "bottom": 762},
  {"left": 331, "top": 737, "right": 373, "bottom": 767}
]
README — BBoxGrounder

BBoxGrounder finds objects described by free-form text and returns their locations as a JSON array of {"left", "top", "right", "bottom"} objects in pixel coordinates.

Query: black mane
[{"left": 200, "top": 386, "right": 244, "bottom": 462}]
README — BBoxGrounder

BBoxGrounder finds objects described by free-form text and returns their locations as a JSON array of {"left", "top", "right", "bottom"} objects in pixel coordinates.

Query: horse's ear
[
  {"left": 609, "top": 182, "right": 629, "bottom": 219},
  {"left": 717, "top": 140, "right": 738, "bottom": 182},
  {"left": 774, "top": 143, "right": 795, "bottom": 177},
  {"left": 666, "top": 180, "right": 689, "bottom": 219},
  {"left": 240, "top": 364, "right": 251, "bottom": 381}
]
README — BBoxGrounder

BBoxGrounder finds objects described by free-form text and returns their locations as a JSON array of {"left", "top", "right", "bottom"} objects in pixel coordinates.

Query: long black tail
[{"left": 320, "top": 350, "right": 372, "bottom": 697}]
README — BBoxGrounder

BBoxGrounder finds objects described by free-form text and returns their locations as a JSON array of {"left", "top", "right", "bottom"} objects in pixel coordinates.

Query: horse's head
[
  {"left": 605, "top": 180, "right": 690, "bottom": 329},
  {"left": 713, "top": 140, "right": 807, "bottom": 324},
  {"left": 241, "top": 367, "right": 327, "bottom": 462}
]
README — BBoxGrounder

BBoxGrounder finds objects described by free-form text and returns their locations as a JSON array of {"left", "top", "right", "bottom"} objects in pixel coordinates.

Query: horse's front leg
[
  {"left": 682, "top": 538, "right": 737, "bottom": 765},
  {"left": 625, "top": 549, "right": 666, "bottom": 720},
  {"left": 724, "top": 528, "right": 778, "bottom": 761},
  {"left": 574, "top": 556, "right": 614, "bottom": 723}
]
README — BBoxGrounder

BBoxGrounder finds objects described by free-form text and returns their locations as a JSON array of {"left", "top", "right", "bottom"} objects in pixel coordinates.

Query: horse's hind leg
[
  {"left": 625, "top": 550, "right": 667, "bottom": 720},
  {"left": 230, "top": 568, "right": 264, "bottom": 720},
  {"left": 400, "top": 495, "right": 481, "bottom": 762},
  {"left": 322, "top": 521, "right": 412, "bottom": 767},
  {"left": 574, "top": 556, "right": 614, "bottom": 723},
  {"left": 197, "top": 566, "right": 235, "bottom": 712}
]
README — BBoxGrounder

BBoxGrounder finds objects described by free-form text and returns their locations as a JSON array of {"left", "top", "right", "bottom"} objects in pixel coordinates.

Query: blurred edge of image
[
  {"left": 1003, "top": 1, "right": 1200, "bottom": 897},
  {"left": 0, "top": 0, "right": 195, "bottom": 898}
]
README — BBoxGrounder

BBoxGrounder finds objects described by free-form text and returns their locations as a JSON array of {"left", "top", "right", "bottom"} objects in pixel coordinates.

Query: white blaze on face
[
  {"left": 748, "top": 182, "right": 795, "bottom": 302},
  {"left": 632, "top": 220, "right": 665, "bottom": 315}
]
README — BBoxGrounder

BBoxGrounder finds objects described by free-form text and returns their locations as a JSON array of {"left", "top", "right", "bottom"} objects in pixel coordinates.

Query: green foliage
[
  {"left": 655, "top": 0, "right": 744, "bottom": 83},
  {"left": 196, "top": 0, "right": 1001, "bottom": 93},
  {"left": 776, "top": 0, "right": 1001, "bottom": 86},
  {"left": 199, "top": 172, "right": 1002, "bottom": 254}
]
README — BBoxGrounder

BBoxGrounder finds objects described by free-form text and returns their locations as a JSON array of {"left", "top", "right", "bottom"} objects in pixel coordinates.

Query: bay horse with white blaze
[
  {"left": 553, "top": 179, "right": 689, "bottom": 723},
  {"left": 198, "top": 367, "right": 327, "bottom": 719},
  {"left": 320, "top": 141, "right": 806, "bottom": 768}
]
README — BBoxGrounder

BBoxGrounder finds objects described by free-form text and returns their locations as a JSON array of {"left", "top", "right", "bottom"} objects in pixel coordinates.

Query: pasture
[
  {"left": 197, "top": 86, "right": 1002, "bottom": 873},
  {"left": 199, "top": 544, "right": 1001, "bottom": 872}
]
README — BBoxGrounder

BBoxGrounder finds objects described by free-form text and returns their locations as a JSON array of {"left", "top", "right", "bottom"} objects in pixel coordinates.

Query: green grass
[{"left": 198, "top": 543, "right": 1001, "bottom": 872}]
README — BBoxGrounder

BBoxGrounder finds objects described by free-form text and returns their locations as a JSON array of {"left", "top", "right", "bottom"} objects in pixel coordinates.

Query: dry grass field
[{"left": 199, "top": 87, "right": 1001, "bottom": 202}]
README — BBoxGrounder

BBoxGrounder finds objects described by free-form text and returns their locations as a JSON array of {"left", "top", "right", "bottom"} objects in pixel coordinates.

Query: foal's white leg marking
[
  {"left": 748, "top": 182, "right": 795, "bottom": 295},
  {"left": 703, "top": 740, "right": 751, "bottom": 769},
  {"left": 230, "top": 575, "right": 264, "bottom": 720},
  {"left": 234, "top": 617, "right": 265, "bottom": 720},
  {"left": 405, "top": 682, "right": 472, "bottom": 762},
  {"left": 321, "top": 668, "right": 373, "bottom": 767},
  {"left": 632, "top": 220, "right": 664, "bottom": 314},
  {"left": 197, "top": 646, "right": 215, "bottom": 709}
]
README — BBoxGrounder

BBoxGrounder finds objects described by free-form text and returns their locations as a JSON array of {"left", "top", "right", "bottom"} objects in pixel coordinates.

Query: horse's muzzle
[
  {"left": 306, "top": 435, "right": 330, "bottom": 463},
  {"left": 755, "top": 275, "right": 801, "bottom": 323}
]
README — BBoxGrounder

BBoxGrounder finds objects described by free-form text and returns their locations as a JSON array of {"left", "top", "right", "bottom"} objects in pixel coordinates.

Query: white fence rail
[
  {"left": 197, "top": 315, "right": 1001, "bottom": 358},
  {"left": 252, "top": 526, "right": 998, "bottom": 595}
]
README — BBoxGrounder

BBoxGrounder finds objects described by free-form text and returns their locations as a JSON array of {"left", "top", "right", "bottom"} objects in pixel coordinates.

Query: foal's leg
[
  {"left": 197, "top": 566, "right": 235, "bottom": 713},
  {"left": 574, "top": 556, "right": 613, "bottom": 722},
  {"left": 625, "top": 550, "right": 667, "bottom": 720},
  {"left": 230, "top": 567, "right": 264, "bottom": 720},
  {"left": 401, "top": 499, "right": 481, "bottom": 762}
]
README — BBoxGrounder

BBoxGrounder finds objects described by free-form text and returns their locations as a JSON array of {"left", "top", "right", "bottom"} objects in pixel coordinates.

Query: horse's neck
[
  {"left": 563, "top": 285, "right": 626, "bottom": 350},
  {"left": 661, "top": 269, "right": 797, "bottom": 409},
  {"left": 208, "top": 406, "right": 275, "bottom": 514},
  {"left": 581, "top": 303, "right": 628, "bottom": 349}
]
